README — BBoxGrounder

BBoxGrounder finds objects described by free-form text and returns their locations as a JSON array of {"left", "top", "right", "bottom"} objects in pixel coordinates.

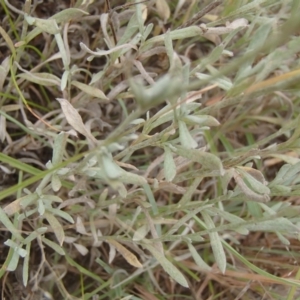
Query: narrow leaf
[
  {"left": 41, "top": 194, "right": 63, "bottom": 203},
  {"left": 6, "top": 249, "right": 20, "bottom": 271},
  {"left": 156, "top": 0, "right": 170, "bottom": 22},
  {"left": 271, "top": 164, "right": 294, "bottom": 185},
  {"left": 51, "top": 173, "right": 62, "bottom": 192},
  {"left": 0, "top": 27, "right": 16, "bottom": 57},
  {"left": 276, "top": 232, "right": 290, "bottom": 245},
  {"left": 119, "top": 170, "right": 147, "bottom": 185},
  {"left": 178, "top": 120, "right": 197, "bottom": 149},
  {"left": 52, "top": 8, "right": 88, "bottom": 24},
  {"left": 182, "top": 115, "right": 220, "bottom": 127},
  {"left": 0, "top": 56, "right": 10, "bottom": 89},
  {"left": 164, "top": 146, "right": 176, "bottom": 181},
  {"left": 175, "top": 145, "right": 224, "bottom": 175},
  {"left": 142, "top": 26, "right": 203, "bottom": 51},
  {"left": 44, "top": 212, "right": 65, "bottom": 246},
  {"left": 246, "top": 217, "right": 299, "bottom": 233},
  {"left": 4, "top": 240, "right": 26, "bottom": 258},
  {"left": 187, "top": 243, "right": 211, "bottom": 271},
  {"left": 55, "top": 33, "right": 69, "bottom": 69},
  {"left": 133, "top": 225, "right": 149, "bottom": 241},
  {"left": 25, "top": 9, "right": 88, "bottom": 43},
  {"left": 37, "top": 198, "right": 45, "bottom": 215},
  {"left": 80, "top": 42, "right": 137, "bottom": 58},
  {"left": 71, "top": 81, "right": 108, "bottom": 100},
  {"left": 101, "top": 154, "right": 123, "bottom": 180},
  {"left": 4, "top": 198, "right": 22, "bottom": 216},
  {"left": 108, "top": 241, "right": 116, "bottom": 264},
  {"left": 61, "top": 70, "right": 69, "bottom": 91},
  {"left": 41, "top": 236, "right": 65, "bottom": 255},
  {"left": 208, "top": 207, "right": 249, "bottom": 235},
  {"left": 25, "top": 16, "right": 59, "bottom": 34},
  {"left": 52, "top": 132, "right": 67, "bottom": 165},
  {"left": 144, "top": 242, "right": 189, "bottom": 287},
  {"left": 0, "top": 207, "right": 23, "bottom": 241},
  {"left": 23, "top": 228, "right": 47, "bottom": 244},
  {"left": 17, "top": 72, "right": 61, "bottom": 86},
  {"left": 23, "top": 242, "right": 31, "bottom": 286},
  {"left": 76, "top": 216, "right": 87, "bottom": 235},
  {"left": 236, "top": 167, "right": 270, "bottom": 195},
  {"left": 74, "top": 243, "right": 89, "bottom": 256},
  {"left": 107, "top": 239, "right": 143, "bottom": 268},
  {"left": 56, "top": 98, "right": 97, "bottom": 143},
  {"left": 47, "top": 207, "right": 74, "bottom": 224},
  {"left": 233, "top": 171, "right": 270, "bottom": 203},
  {"left": 201, "top": 211, "right": 226, "bottom": 273}
]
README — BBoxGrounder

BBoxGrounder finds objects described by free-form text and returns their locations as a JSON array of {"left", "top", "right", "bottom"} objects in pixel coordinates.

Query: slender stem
[{"left": 177, "top": 1, "right": 222, "bottom": 29}]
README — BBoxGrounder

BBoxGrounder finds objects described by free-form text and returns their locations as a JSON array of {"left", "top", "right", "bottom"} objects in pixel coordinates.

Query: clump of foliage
[{"left": 1, "top": 0, "right": 300, "bottom": 299}]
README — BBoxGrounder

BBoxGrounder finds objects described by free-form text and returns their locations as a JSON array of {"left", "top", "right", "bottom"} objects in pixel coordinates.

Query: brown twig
[{"left": 177, "top": 0, "right": 222, "bottom": 29}]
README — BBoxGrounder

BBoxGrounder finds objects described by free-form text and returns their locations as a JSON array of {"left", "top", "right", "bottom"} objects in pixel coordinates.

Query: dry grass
[{"left": 1, "top": 0, "right": 300, "bottom": 299}]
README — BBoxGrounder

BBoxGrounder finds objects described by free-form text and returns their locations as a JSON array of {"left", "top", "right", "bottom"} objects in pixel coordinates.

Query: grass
[{"left": 1, "top": 0, "right": 300, "bottom": 299}]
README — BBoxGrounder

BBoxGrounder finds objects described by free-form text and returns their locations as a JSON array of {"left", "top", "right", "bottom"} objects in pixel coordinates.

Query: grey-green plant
[{"left": 1, "top": 0, "right": 300, "bottom": 299}]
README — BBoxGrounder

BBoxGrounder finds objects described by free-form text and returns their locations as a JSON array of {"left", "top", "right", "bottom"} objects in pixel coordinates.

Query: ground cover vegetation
[{"left": 1, "top": 0, "right": 300, "bottom": 299}]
